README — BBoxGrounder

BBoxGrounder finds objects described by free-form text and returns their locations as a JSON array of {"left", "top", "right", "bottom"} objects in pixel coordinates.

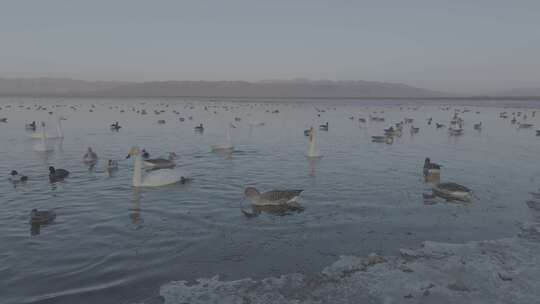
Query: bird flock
[{"left": 1, "top": 100, "right": 539, "bottom": 229}]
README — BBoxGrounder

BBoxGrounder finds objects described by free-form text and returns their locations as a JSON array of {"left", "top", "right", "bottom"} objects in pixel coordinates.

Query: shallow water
[{"left": 0, "top": 97, "right": 539, "bottom": 304}]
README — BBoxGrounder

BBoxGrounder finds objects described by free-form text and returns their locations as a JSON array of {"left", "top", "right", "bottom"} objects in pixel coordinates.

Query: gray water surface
[{"left": 0, "top": 97, "right": 539, "bottom": 304}]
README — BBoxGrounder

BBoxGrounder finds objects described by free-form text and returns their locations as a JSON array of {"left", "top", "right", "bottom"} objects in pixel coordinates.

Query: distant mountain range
[
  {"left": 0, "top": 78, "right": 444, "bottom": 98},
  {"left": 0, "top": 77, "right": 538, "bottom": 98}
]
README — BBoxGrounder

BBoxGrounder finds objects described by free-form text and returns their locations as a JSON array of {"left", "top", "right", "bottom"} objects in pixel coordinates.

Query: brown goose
[{"left": 244, "top": 187, "right": 303, "bottom": 206}]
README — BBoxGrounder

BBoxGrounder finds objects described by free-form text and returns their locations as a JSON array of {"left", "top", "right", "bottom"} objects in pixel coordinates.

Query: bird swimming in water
[
  {"left": 144, "top": 152, "right": 177, "bottom": 169},
  {"left": 49, "top": 166, "right": 69, "bottom": 182},
  {"left": 319, "top": 122, "right": 329, "bottom": 131},
  {"left": 244, "top": 187, "right": 303, "bottom": 206},
  {"left": 433, "top": 182, "right": 472, "bottom": 202},
  {"left": 9, "top": 170, "right": 28, "bottom": 182},
  {"left": 423, "top": 158, "right": 441, "bottom": 176},
  {"left": 106, "top": 160, "right": 118, "bottom": 171},
  {"left": 30, "top": 209, "right": 56, "bottom": 225},
  {"left": 194, "top": 124, "right": 204, "bottom": 132},
  {"left": 110, "top": 121, "right": 121, "bottom": 131},
  {"left": 83, "top": 147, "right": 98, "bottom": 165}
]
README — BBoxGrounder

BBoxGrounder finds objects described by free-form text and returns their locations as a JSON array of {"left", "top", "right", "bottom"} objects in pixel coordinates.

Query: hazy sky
[{"left": 1, "top": 0, "right": 539, "bottom": 93}]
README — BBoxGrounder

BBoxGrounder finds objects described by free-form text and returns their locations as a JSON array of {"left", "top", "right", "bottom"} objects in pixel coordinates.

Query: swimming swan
[
  {"left": 126, "top": 146, "right": 187, "bottom": 187},
  {"left": 30, "top": 116, "right": 66, "bottom": 139},
  {"left": 305, "top": 127, "right": 323, "bottom": 158},
  {"left": 211, "top": 123, "right": 235, "bottom": 152},
  {"left": 33, "top": 122, "right": 54, "bottom": 152}
]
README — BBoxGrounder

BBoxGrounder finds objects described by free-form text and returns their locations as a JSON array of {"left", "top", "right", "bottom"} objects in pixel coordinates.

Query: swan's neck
[
  {"left": 40, "top": 125, "right": 47, "bottom": 146},
  {"left": 226, "top": 127, "right": 231, "bottom": 144},
  {"left": 308, "top": 129, "right": 316, "bottom": 155},
  {"left": 132, "top": 154, "right": 143, "bottom": 187},
  {"left": 56, "top": 119, "right": 63, "bottom": 138}
]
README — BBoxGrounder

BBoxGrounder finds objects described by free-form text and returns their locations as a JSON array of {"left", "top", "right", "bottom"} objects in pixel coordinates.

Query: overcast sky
[{"left": 1, "top": 0, "right": 539, "bottom": 94}]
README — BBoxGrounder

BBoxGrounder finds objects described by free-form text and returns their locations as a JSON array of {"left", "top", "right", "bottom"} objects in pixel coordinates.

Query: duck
[
  {"left": 9, "top": 170, "right": 28, "bottom": 182},
  {"left": 158, "top": 119, "right": 166, "bottom": 124},
  {"left": 319, "top": 122, "right": 329, "bottom": 131},
  {"left": 304, "top": 128, "right": 312, "bottom": 137},
  {"left": 436, "top": 123, "right": 445, "bottom": 129},
  {"left": 211, "top": 123, "right": 235, "bottom": 152},
  {"left": 244, "top": 187, "right": 303, "bottom": 206},
  {"left": 474, "top": 122, "right": 482, "bottom": 130},
  {"left": 0, "top": 118, "right": 7, "bottom": 123},
  {"left": 141, "top": 149, "right": 150, "bottom": 159},
  {"left": 410, "top": 126, "right": 419, "bottom": 134},
  {"left": 49, "top": 166, "right": 69, "bottom": 182},
  {"left": 423, "top": 158, "right": 441, "bottom": 176},
  {"left": 126, "top": 146, "right": 187, "bottom": 187},
  {"left": 144, "top": 152, "right": 177, "bottom": 169},
  {"left": 110, "top": 121, "right": 121, "bottom": 131},
  {"left": 518, "top": 123, "right": 534, "bottom": 129},
  {"left": 106, "top": 160, "right": 118, "bottom": 171},
  {"left": 371, "top": 135, "right": 393, "bottom": 144},
  {"left": 448, "top": 126, "right": 463, "bottom": 136},
  {"left": 305, "top": 127, "right": 323, "bottom": 158},
  {"left": 83, "top": 147, "right": 98, "bottom": 165},
  {"left": 536, "top": 130, "right": 540, "bottom": 136},
  {"left": 432, "top": 182, "right": 472, "bottom": 202},
  {"left": 30, "top": 209, "right": 56, "bottom": 225},
  {"left": 194, "top": 123, "right": 204, "bottom": 132},
  {"left": 33, "top": 122, "right": 54, "bottom": 152},
  {"left": 25, "top": 121, "right": 37, "bottom": 131}
]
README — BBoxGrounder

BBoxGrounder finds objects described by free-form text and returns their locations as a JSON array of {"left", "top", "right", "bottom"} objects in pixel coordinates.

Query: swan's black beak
[{"left": 126, "top": 154, "right": 131, "bottom": 159}]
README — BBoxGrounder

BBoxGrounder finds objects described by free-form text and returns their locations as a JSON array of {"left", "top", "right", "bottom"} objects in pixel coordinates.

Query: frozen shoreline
[{"left": 160, "top": 221, "right": 540, "bottom": 304}]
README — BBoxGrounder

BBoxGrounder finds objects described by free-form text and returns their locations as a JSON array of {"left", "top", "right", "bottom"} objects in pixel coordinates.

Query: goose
[
  {"left": 9, "top": 170, "right": 28, "bottom": 182},
  {"left": 49, "top": 166, "right": 69, "bottom": 182},
  {"left": 144, "top": 152, "right": 177, "bottom": 169},
  {"left": 211, "top": 123, "right": 235, "bottom": 152},
  {"left": 30, "top": 116, "right": 66, "bottom": 139},
  {"left": 305, "top": 127, "right": 323, "bottom": 158},
  {"left": 30, "top": 209, "right": 56, "bottom": 225},
  {"left": 33, "top": 122, "right": 54, "bottom": 152},
  {"left": 423, "top": 158, "right": 441, "bottom": 176},
  {"left": 244, "top": 187, "right": 303, "bottom": 206},
  {"left": 83, "top": 147, "right": 98, "bottom": 165},
  {"left": 319, "top": 122, "right": 329, "bottom": 131},
  {"left": 126, "top": 146, "right": 187, "bottom": 187},
  {"left": 432, "top": 182, "right": 472, "bottom": 202}
]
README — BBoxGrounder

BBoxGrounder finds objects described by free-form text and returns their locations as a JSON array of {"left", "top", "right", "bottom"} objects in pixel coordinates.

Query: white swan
[
  {"left": 127, "top": 146, "right": 188, "bottom": 187},
  {"left": 211, "top": 123, "right": 235, "bottom": 152},
  {"left": 30, "top": 116, "right": 66, "bottom": 139},
  {"left": 33, "top": 122, "right": 53, "bottom": 152},
  {"left": 305, "top": 126, "right": 323, "bottom": 158}
]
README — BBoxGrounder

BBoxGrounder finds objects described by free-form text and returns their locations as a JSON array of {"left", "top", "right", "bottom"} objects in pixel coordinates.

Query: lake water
[{"left": 1, "top": 97, "right": 539, "bottom": 304}]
